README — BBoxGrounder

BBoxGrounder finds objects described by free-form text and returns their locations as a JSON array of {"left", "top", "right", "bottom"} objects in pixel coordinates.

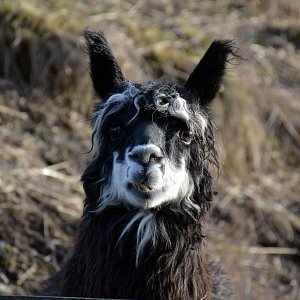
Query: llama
[{"left": 43, "top": 30, "right": 235, "bottom": 299}]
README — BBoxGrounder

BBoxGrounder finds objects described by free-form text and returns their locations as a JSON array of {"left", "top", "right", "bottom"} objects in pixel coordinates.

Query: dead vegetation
[{"left": 0, "top": 0, "right": 299, "bottom": 299}]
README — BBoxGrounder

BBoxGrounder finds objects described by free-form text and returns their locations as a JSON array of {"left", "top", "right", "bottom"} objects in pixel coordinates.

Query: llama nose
[{"left": 129, "top": 145, "right": 163, "bottom": 165}]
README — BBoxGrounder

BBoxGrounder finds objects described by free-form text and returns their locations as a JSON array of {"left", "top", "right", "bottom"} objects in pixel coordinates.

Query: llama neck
[
  {"left": 61, "top": 205, "right": 212, "bottom": 299},
  {"left": 85, "top": 203, "right": 209, "bottom": 258}
]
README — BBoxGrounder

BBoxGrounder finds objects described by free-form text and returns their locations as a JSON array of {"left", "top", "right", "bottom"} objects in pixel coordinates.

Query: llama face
[
  {"left": 92, "top": 84, "right": 209, "bottom": 210},
  {"left": 83, "top": 31, "right": 234, "bottom": 214}
]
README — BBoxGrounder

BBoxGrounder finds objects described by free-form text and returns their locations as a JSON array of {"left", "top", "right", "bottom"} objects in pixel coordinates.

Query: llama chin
[{"left": 41, "top": 30, "right": 237, "bottom": 300}]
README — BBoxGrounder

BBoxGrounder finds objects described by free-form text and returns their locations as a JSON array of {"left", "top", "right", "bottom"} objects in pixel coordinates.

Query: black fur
[
  {"left": 84, "top": 30, "right": 125, "bottom": 98},
  {"left": 185, "top": 40, "right": 236, "bottom": 106},
  {"left": 41, "top": 31, "right": 235, "bottom": 300}
]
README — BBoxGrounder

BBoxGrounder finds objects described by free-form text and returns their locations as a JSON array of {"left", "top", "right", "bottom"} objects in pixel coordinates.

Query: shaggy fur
[{"left": 42, "top": 31, "right": 236, "bottom": 300}]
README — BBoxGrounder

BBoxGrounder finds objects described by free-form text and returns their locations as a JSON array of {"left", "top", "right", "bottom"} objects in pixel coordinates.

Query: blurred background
[{"left": 0, "top": 0, "right": 299, "bottom": 299}]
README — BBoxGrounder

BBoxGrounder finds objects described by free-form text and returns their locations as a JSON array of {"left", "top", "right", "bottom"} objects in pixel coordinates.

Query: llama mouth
[{"left": 131, "top": 183, "right": 154, "bottom": 193}]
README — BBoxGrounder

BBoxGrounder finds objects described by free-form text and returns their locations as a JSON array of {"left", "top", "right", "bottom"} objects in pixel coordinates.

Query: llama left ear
[
  {"left": 84, "top": 30, "right": 125, "bottom": 99},
  {"left": 185, "top": 40, "right": 235, "bottom": 106}
]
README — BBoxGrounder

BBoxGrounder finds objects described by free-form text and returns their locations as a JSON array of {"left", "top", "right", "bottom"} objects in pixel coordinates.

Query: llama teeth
[
  {"left": 133, "top": 183, "right": 152, "bottom": 192},
  {"left": 139, "top": 184, "right": 149, "bottom": 192}
]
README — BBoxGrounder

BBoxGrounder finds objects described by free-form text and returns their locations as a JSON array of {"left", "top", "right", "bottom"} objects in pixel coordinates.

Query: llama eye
[
  {"left": 179, "top": 130, "right": 194, "bottom": 145},
  {"left": 108, "top": 126, "right": 121, "bottom": 140}
]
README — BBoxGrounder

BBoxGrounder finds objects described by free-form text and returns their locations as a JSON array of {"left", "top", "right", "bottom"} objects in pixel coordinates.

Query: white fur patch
[
  {"left": 95, "top": 143, "right": 196, "bottom": 212},
  {"left": 168, "top": 95, "right": 190, "bottom": 121},
  {"left": 194, "top": 112, "right": 208, "bottom": 140},
  {"left": 117, "top": 210, "right": 157, "bottom": 265},
  {"left": 154, "top": 92, "right": 190, "bottom": 121},
  {"left": 116, "top": 145, "right": 191, "bottom": 209}
]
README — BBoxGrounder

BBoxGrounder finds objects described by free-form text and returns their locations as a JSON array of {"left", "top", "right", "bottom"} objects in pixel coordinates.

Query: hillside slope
[{"left": 0, "top": 1, "right": 299, "bottom": 299}]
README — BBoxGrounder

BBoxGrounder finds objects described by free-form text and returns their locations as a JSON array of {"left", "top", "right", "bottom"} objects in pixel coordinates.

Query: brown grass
[{"left": 0, "top": 0, "right": 299, "bottom": 298}]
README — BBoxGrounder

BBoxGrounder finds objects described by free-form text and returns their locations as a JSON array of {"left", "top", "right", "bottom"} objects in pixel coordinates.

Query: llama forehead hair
[{"left": 91, "top": 83, "right": 209, "bottom": 147}]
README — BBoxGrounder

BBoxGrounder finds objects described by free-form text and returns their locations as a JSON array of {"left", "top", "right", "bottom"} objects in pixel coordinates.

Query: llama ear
[
  {"left": 185, "top": 40, "right": 235, "bottom": 106},
  {"left": 84, "top": 30, "right": 125, "bottom": 99}
]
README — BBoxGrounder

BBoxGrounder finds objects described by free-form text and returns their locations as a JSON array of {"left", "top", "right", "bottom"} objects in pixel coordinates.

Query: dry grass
[{"left": 0, "top": 0, "right": 299, "bottom": 298}]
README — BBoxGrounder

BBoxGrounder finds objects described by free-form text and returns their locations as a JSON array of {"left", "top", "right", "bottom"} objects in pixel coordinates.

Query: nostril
[
  {"left": 149, "top": 153, "right": 163, "bottom": 163},
  {"left": 129, "top": 146, "right": 164, "bottom": 165},
  {"left": 129, "top": 153, "right": 139, "bottom": 161}
]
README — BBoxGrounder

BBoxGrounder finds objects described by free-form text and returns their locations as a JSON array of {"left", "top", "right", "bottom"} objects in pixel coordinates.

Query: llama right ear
[
  {"left": 84, "top": 30, "right": 125, "bottom": 99},
  {"left": 185, "top": 40, "right": 235, "bottom": 106}
]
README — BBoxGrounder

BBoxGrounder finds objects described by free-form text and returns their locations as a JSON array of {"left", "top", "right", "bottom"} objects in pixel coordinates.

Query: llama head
[{"left": 83, "top": 31, "right": 234, "bottom": 214}]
